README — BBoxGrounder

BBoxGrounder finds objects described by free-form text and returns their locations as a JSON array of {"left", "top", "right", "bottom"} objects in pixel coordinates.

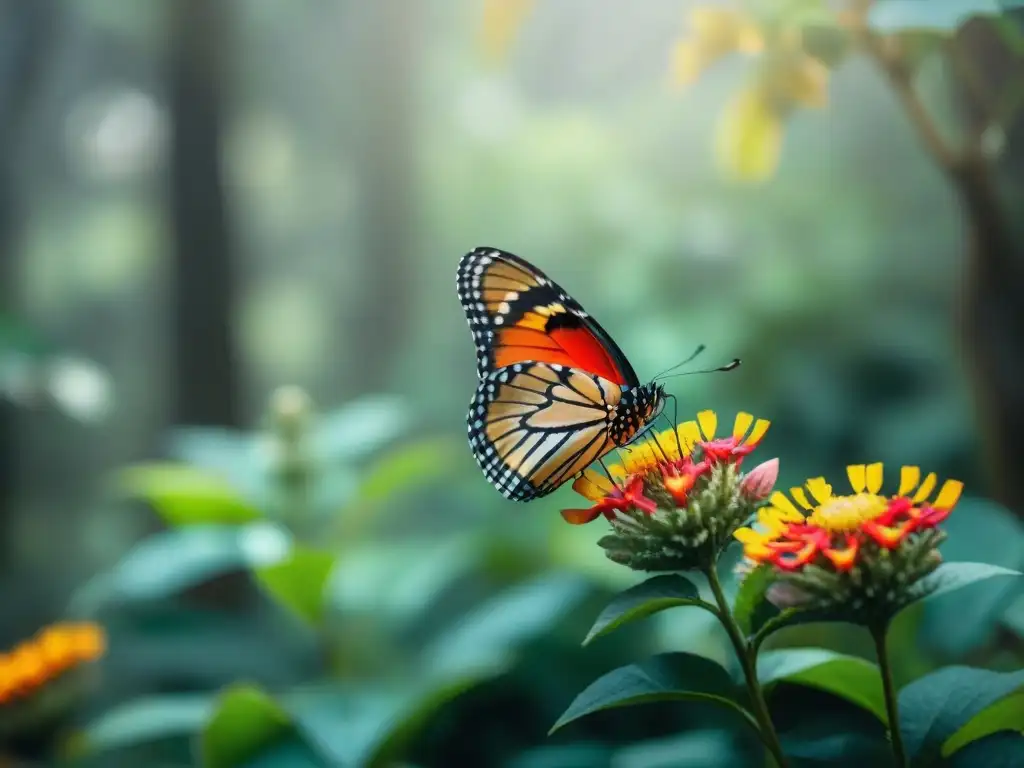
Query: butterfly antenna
[
  {"left": 651, "top": 344, "right": 706, "bottom": 381},
  {"left": 658, "top": 358, "right": 741, "bottom": 381}
]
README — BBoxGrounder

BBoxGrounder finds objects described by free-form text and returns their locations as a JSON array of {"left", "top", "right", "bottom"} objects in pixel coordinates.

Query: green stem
[
  {"left": 706, "top": 566, "right": 789, "bottom": 768},
  {"left": 871, "top": 623, "right": 907, "bottom": 767}
]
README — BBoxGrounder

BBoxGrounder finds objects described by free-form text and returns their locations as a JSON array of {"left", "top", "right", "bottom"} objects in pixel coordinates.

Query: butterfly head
[{"left": 610, "top": 382, "right": 665, "bottom": 447}]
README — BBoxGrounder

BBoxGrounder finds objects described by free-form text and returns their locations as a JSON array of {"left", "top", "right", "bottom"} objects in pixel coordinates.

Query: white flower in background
[{"left": 45, "top": 356, "right": 114, "bottom": 423}]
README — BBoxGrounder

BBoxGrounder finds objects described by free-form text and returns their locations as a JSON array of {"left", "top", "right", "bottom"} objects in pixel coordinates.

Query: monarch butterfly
[{"left": 457, "top": 247, "right": 691, "bottom": 502}]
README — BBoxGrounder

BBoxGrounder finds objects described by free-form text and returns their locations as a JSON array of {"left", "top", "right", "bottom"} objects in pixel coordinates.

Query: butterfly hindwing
[
  {"left": 456, "top": 247, "right": 639, "bottom": 387},
  {"left": 467, "top": 362, "right": 624, "bottom": 501}
]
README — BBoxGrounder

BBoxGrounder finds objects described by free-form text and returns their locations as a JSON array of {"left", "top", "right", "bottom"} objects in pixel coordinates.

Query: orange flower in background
[
  {"left": 0, "top": 622, "right": 106, "bottom": 705},
  {"left": 478, "top": 0, "right": 536, "bottom": 66},
  {"left": 735, "top": 464, "right": 963, "bottom": 574}
]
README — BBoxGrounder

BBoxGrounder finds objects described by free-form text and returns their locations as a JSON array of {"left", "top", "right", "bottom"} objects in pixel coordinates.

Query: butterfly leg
[
  {"left": 661, "top": 393, "right": 684, "bottom": 458},
  {"left": 597, "top": 457, "right": 623, "bottom": 493}
]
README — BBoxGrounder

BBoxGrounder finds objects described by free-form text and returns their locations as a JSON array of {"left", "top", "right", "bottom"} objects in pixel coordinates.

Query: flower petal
[
  {"left": 912, "top": 472, "right": 937, "bottom": 503},
  {"left": 932, "top": 479, "right": 963, "bottom": 510},
  {"left": 823, "top": 535, "right": 859, "bottom": 572},
  {"left": 789, "top": 487, "right": 813, "bottom": 510},
  {"left": 865, "top": 462, "right": 884, "bottom": 494},
  {"left": 806, "top": 477, "right": 833, "bottom": 504},
  {"left": 898, "top": 466, "right": 920, "bottom": 497},
  {"left": 768, "top": 491, "right": 802, "bottom": 519},
  {"left": 560, "top": 507, "right": 602, "bottom": 525},
  {"left": 846, "top": 464, "right": 866, "bottom": 493},
  {"left": 572, "top": 471, "right": 612, "bottom": 502},
  {"left": 677, "top": 421, "right": 701, "bottom": 453},
  {"left": 734, "top": 527, "right": 766, "bottom": 544},
  {"left": 747, "top": 418, "right": 771, "bottom": 444},
  {"left": 696, "top": 410, "right": 717, "bottom": 440},
  {"left": 732, "top": 411, "right": 754, "bottom": 439}
]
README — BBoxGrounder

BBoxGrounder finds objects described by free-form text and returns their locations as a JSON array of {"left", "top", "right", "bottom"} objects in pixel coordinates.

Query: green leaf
[
  {"left": 898, "top": 666, "right": 1024, "bottom": 762},
  {"left": 284, "top": 678, "right": 483, "bottom": 768},
  {"left": 71, "top": 524, "right": 293, "bottom": 614},
  {"left": 200, "top": 684, "right": 293, "bottom": 768},
  {"left": 946, "top": 731, "right": 1024, "bottom": 768},
  {"left": 758, "top": 649, "right": 887, "bottom": 722},
  {"left": 778, "top": 714, "right": 891, "bottom": 766},
  {"left": 868, "top": 0, "right": 1024, "bottom": 33},
  {"left": 354, "top": 436, "right": 460, "bottom": 504},
  {"left": 549, "top": 653, "right": 754, "bottom": 735},
  {"left": 70, "top": 695, "right": 214, "bottom": 757},
  {"left": 583, "top": 574, "right": 715, "bottom": 646},
  {"left": 612, "top": 730, "right": 745, "bottom": 768},
  {"left": 254, "top": 547, "right": 337, "bottom": 627},
  {"left": 733, "top": 563, "right": 777, "bottom": 637},
  {"left": 943, "top": 691, "right": 1024, "bottom": 757},
  {"left": 902, "top": 561, "right": 1021, "bottom": 616},
  {"left": 115, "top": 463, "right": 263, "bottom": 526},
  {"left": 921, "top": 499, "right": 1024, "bottom": 656}
]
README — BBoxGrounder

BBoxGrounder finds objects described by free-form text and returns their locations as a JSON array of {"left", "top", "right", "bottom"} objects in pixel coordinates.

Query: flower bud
[{"left": 740, "top": 458, "right": 778, "bottom": 501}]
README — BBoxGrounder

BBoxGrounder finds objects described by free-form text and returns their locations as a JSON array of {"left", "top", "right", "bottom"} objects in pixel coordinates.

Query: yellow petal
[
  {"left": 789, "top": 487, "right": 813, "bottom": 510},
  {"left": 670, "top": 41, "right": 705, "bottom": 88},
  {"left": 932, "top": 479, "right": 964, "bottom": 510},
  {"left": 913, "top": 473, "right": 937, "bottom": 503},
  {"left": 898, "top": 466, "right": 920, "bottom": 497},
  {"left": 846, "top": 465, "right": 866, "bottom": 493},
  {"left": 806, "top": 477, "right": 833, "bottom": 504},
  {"left": 732, "top": 412, "right": 754, "bottom": 439},
  {"left": 769, "top": 491, "right": 802, "bottom": 518},
  {"left": 677, "top": 421, "right": 701, "bottom": 453},
  {"left": 572, "top": 472, "right": 611, "bottom": 502},
  {"left": 734, "top": 527, "right": 766, "bottom": 544},
  {"left": 747, "top": 418, "right": 771, "bottom": 444},
  {"left": 865, "top": 462, "right": 884, "bottom": 494},
  {"left": 696, "top": 410, "right": 717, "bottom": 440},
  {"left": 478, "top": 0, "right": 535, "bottom": 66},
  {"left": 715, "top": 86, "right": 783, "bottom": 183}
]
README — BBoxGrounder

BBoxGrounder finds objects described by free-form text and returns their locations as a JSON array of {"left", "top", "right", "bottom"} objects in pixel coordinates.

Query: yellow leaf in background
[
  {"left": 478, "top": 0, "right": 536, "bottom": 67},
  {"left": 670, "top": 6, "right": 765, "bottom": 88},
  {"left": 715, "top": 86, "right": 783, "bottom": 183},
  {"left": 760, "top": 51, "right": 831, "bottom": 109}
]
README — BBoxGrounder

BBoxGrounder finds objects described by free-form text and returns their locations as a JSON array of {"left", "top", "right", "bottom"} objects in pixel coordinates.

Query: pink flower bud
[{"left": 741, "top": 458, "right": 779, "bottom": 501}]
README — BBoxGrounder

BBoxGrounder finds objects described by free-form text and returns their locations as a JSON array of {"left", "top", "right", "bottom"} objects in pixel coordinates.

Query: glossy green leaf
[
  {"left": 241, "top": 738, "right": 326, "bottom": 768},
  {"left": 71, "top": 524, "right": 292, "bottom": 613},
  {"left": 70, "top": 695, "right": 214, "bottom": 756},
  {"left": 583, "top": 574, "right": 715, "bottom": 646},
  {"left": 868, "top": 0, "right": 1024, "bottom": 33},
  {"left": 943, "top": 691, "right": 1024, "bottom": 757},
  {"left": 904, "top": 562, "right": 1021, "bottom": 612},
  {"left": 898, "top": 666, "right": 1024, "bottom": 762},
  {"left": 921, "top": 499, "right": 1024, "bottom": 656},
  {"left": 115, "top": 463, "right": 263, "bottom": 526},
  {"left": 313, "top": 393, "right": 411, "bottom": 462},
  {"left": 200, "top": 684, "right": 293, "bottom": 768},
  {"left": 778, "top": 713, "right": 890, "bottom": 767},
  {"left": 254, "top": 548, "right": 337, "bottom": 627},
  {"left": 733, "top": 563, "right": 778, "bottom": 638},
  {"left": 550, "top": 653, "right": 754, "bottom": 735},
  {"left": 612, "top": 730, "right": 745, "bottom": 768},
  {"left": 946, "top": 731, "right": 1024, "bottom": 768},
  {"left": 758, "top": 649, "right": 887, "bottom": 722}
]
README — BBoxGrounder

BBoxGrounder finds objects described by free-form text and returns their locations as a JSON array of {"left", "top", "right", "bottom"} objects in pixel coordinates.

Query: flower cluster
[
  {"left": 734, "top": 464, "right": 963, "bottom": 622},
  {"left": 563, "top": 411, "right": 776, "bottom": 572},
  {"left": 0, "top": 622, "right": 106, "bottom": 706}
]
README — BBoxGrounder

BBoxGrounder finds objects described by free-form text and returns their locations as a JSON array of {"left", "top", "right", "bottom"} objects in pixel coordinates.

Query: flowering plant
[{"left": 548, "top": 409, "right": 1021, "bottom": 768}]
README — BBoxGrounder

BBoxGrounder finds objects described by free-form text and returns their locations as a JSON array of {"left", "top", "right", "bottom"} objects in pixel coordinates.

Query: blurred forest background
[{"left": 0, "top": 1, "right": 1022, "bottom": 767}]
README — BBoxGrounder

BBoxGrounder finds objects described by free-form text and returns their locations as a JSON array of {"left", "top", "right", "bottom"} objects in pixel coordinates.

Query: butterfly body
[{"left": 457, "top": 247, "right": 665, "bottom": 501}]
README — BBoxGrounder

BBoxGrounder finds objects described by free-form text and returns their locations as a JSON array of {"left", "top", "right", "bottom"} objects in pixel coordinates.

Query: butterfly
[{"left": 456, "top": 247, "right": 670, "bottom": 502}]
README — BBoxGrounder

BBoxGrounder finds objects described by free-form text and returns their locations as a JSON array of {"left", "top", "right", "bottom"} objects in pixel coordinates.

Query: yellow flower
[
  {"left": 734, "top": 463, "right": 963, "bottom": 574},
  {"left": 716, "top": 86, "right": 783, "bottom": 182},
  {"left": 0, "top": 622, "right": 106, "bottom": 705},
  {"left": 671, "top": 7, "right": 765, "bottom": 87}
]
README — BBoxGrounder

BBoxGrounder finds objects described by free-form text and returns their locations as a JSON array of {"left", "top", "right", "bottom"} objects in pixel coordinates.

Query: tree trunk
[
  {"left": 167, "top": 0, "right": 240, "bottom": 428},
  {"left": 953, "top": 19, "right": 1024, "bottom": 518}
]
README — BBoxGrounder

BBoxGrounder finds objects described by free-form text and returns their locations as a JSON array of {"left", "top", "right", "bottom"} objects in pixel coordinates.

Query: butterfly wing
[
  {"left": 467, "top": 362, "right": 624, "bottom": 501},
  {"left": 456, "top": 247, "right": 640, "bottom": 387}
]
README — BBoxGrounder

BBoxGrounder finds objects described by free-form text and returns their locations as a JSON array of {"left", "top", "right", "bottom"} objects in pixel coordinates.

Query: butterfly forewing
[
  {"left": 456, "top": 247, "right": 639, "bottom": 386},
  {"left": 467, "top": 362, "right": 623, "bottom": 501}
]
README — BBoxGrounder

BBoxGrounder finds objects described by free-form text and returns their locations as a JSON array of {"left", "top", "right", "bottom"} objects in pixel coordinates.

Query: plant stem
[
  {"left": 871, "top": 623, "right": 907, "bottom": 768},
  {"left": 705, "top": 566, "right": 789, "bottom": 768}
]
